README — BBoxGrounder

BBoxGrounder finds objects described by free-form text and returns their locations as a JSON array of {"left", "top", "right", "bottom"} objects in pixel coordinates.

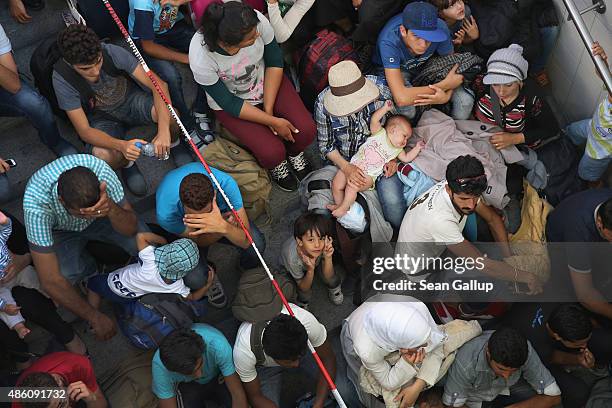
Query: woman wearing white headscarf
[{"left": 341, "top": 294, "right": 447, "bottom": 408}]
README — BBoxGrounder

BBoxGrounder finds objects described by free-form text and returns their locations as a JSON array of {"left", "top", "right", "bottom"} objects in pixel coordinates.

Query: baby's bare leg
[
  {"left": 332, "top": 177, "right": 373, "bottom": 218},
  {"left": 328, "top": 170, "right": 348, "bottom": 211}
]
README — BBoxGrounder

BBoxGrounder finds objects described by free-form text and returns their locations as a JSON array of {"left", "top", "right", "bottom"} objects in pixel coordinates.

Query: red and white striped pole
[{"left": 97, "top": 3, "right": 346, "bottom": 406}]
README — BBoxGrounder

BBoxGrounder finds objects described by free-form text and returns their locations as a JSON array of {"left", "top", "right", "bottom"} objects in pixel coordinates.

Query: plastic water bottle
[{"left": 135, "top": 142, "right": 169, "bottom": 161}]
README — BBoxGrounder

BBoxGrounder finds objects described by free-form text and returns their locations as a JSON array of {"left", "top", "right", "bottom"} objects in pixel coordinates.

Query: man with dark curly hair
[
  {"left": 52, "top": 24, "right": 192, "bottom": 196},
  {"left": 155, "top": 162, "right": 265, "bottom": 272}
]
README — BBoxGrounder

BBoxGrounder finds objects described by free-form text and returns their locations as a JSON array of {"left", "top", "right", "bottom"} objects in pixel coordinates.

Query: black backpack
[
  {"left": 535, "top": 135, "right": 585, "bottom": 206},
  {"left": 30, "top": 38, "right": 124, "bottom": 119},
  {"left": 114, "top": 293, "right": 207, "bottom": 350}
]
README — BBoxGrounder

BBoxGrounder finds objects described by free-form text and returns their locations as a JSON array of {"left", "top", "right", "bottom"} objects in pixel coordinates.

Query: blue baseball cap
[{"left": 402, "top": 2, "right": 449, "bottom": 43}]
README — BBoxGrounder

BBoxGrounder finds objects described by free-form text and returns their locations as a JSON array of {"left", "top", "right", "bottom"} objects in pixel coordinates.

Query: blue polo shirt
[
  {"left": 152, "top": 324, "right": 235, "bottom": 399},
  {"left": 372, "top": 14, "right": 453, "bottom": 76},
  {"left": 155, "top": 163, "right": 243, "bottom": 235}
]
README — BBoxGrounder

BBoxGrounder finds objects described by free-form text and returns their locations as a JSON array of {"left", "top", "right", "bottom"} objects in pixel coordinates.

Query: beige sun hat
[{"left": 323, "top": 60, "right": 381, "bottom": 117}]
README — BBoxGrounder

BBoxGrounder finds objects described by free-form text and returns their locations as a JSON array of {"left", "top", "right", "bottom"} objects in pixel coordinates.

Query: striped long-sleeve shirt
[
  {"left": 473, "top": 79, "right": 559, "bottom": 147},
  {"left": 0, "top": 218, "right": 12, "bottom": 308},
  {"left": 0, "top": 218, "right": 12, "bottom": 277}
]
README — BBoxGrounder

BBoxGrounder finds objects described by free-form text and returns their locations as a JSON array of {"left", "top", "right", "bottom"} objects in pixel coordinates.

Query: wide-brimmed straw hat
[{"left": 323, "top": 60, "right": 380, "bottom": 117}]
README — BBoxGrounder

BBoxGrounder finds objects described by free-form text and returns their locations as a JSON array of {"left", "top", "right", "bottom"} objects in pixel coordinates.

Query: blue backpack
[{"left": 114, "top": 293, "right": 207, "bottom": 350}]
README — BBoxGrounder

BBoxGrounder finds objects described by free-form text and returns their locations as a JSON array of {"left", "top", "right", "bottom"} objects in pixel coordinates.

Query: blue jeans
[
  {"left": 0, "top": 82, "right": 76, "bottom": 155},
  {"left": 376, "top": 174, "right": 407, "bottom": 232},
  {"left": 88, "top": 86, "right": 155, "bottom": 150},
  {"left": 531, "top": 25, "right": 560, "bottom": 74},
  {"left": 53, "top": 218, "right": 148, "bottom": 284},
  {"left": 373, "top": 66, "right": 473, "bottom": 120},
  {"left": 141, "top": 20, "right": 208, "bottom": 129},
  {"left": 564, "top": 118, "right": 611, "bottom": 181},
  {"left": 450, "top": 85, "right": 475, "bottom": 120}
]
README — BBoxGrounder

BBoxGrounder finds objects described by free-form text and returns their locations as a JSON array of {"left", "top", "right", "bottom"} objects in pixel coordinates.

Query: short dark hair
[
  {"left": 199, "top": 1, "right": 259, "bottom": 50},
  {"left": 597, "top": 198, "right": 612, "bottom": 230},
  {"left": 159, "top": 328, "right": 206, "bottom": 375},
  {"left": 19, "top": 372, "right": 59, "bottom": 408},
  {"left": 446, "top": 155, "right": 488, "bottom": 196},
  {"left": 179, "top": 173, "right": 215, "bottom": 211},
  {"left": 262, "top": 314, "right": 309, "bottom": 361},
  {"left": 386, "top": 114, "right": 411, "bottom": 129},
  {"left": 293, "top": 211, "right": 331, "bottom": 240},
  {"left": 57, "top": 24, "right": 102, "bottom": 65},
  {"left": 488, "top": 327, "right": 528, "bottom": 368},
  {"left": 429, "top": 0, "right": 461, "bottom": 11},
  {"left": 548, "top": 304, "right": 592, "bottom": 342},
  {"left": 57, "top": 166, "right": 100, "bottom": 210}
]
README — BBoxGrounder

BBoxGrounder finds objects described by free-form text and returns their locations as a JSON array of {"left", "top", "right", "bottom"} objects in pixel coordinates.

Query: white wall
[{"left": 547, "top": 0, "right": 611, "bottom": 124}]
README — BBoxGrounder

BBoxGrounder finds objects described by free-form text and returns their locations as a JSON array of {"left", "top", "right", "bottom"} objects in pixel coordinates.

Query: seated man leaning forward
[
  {"left": 24, "top": 154, "right": 141, "bottom": 341},
  {"left": 152, "top": 326, "right": 248, "bottom": 408},
  {"left": 14, "top": 352, "right": 108, "bottom": 408},
  {"left": 233, "top": 306, "right": 337, "bottom": 408},
  {"left": 372, "top": 2, "right": 473, "bottom": 119},
  {"left": 397, "top": 155, "right": 543, "bottom": 293},
  {"left": 53, "top": 24, "right": 189, "bottom": 196},
  {"left": 443, "top": 327, "right": 562, "bottom": 408},
  {"left": 156, "top": 162, "right": 265, "bottom": 271}
]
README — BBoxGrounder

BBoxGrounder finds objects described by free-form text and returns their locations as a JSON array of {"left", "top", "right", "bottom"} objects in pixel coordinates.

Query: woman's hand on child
[
  {"left": 0, "top": 210, "right": 7, "bottom": 225},
  {"left": 3, "top": 304, "right": 21, "bottom": 315}
]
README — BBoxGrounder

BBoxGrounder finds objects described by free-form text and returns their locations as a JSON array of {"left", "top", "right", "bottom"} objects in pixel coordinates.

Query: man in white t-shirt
[
  {"left": 396, "top": 155, "right": 542, "bottom": 294},
  {"left": 233, "top": 305, "right": 337, "bottom": 408},
  {"left": 86, "top": 232, "right": 214, "bottom": 308}
]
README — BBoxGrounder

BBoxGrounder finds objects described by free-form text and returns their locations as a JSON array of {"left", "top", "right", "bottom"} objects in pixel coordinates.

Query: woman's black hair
[{"left": 199, "top": 1, "right": 259, "bottom": 51}]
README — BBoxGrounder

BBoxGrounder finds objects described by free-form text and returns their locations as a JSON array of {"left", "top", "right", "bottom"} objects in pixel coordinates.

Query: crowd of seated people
[{"left": 0, "top": 0, "right": 611, "bottom": 407}]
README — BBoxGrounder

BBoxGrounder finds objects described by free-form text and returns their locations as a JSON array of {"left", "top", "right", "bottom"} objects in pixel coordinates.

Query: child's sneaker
[{"left": 328, "top": 285, "right": 344, "bottom": 305}]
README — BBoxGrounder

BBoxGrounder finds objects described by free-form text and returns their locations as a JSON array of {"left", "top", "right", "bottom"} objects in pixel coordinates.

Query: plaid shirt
[
  {"left": 315, "top": 75, "right": 395, "bottom": 161},
  {"left": 23, "top": 154, "right": 125, "bottom": 252}
]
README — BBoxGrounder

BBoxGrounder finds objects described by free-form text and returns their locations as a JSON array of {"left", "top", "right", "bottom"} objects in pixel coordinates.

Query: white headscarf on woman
[{"left": 363, "top": 301, "right": 446, "bottom": 353}]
